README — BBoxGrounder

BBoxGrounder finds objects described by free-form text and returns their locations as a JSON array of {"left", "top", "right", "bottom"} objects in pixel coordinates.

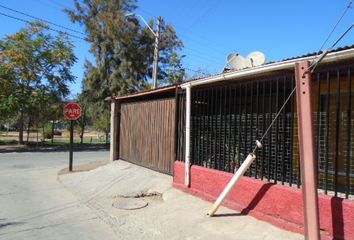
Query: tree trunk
[
  {"left": 79, "top": 111, "right": 86, "bottom": 144},
  {"left": 26, "top": 117, "right": 31, "bottom": 144},
  {"left": 51, "top": 119, "right": 55, "bottom": 144},
  {"left": 19, "top": 110, "right": 24, "bottom": 144},
  {"left": 105, "top": 122, "right": 109, "bottom": 145},
  {"left": 42, "top": 125, "right": 45, "bottom": 142},
  {"left": 80, "top": 124, "right": 85, "bottom": 144}
]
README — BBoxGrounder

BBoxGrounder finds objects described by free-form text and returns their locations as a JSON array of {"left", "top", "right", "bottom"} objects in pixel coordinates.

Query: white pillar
[
  {"left": 185, "top": 85, "right": 191, "bottom": 186},
  {"left": 110, "top": 100, "right": 118, "bottom": 161}
]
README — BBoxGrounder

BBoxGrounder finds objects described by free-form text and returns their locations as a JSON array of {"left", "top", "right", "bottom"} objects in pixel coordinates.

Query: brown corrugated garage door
[{"left": 119, "top": 98, "right": 176, "bottom": 175}]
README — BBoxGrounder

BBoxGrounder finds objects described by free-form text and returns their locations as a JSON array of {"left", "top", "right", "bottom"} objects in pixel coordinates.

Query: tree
[
  {"left": 0, "top": 22, "right": 77, "bottom": 143},
  {"left": 0, "top": 66, "right": 17, "bottom": 120},
  {"left": 66, "top": 0, "right": 184, "bottom": 95},
  {"left": 66, "top": 0, "right": 184, "bottom": 139},
  {"left": 77, "top": 90, "right": 91, "bottom": 144},
  {"left": 160, "top": 52, "right": 186, "bottom": 85},
  {"left": 185, "top": 67, "right": 211, "bottom": 80}
]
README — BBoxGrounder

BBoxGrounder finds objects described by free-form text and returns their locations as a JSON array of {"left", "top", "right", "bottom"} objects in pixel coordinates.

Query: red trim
[{"left": 173, "top": 161, "right": 354, "bottom": 240}]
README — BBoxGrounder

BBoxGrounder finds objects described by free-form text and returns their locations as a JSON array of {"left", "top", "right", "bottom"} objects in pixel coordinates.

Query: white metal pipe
[
  {"left": 207, "top": 153, "right": 256, "bottom": 216},
  {"left": 180, "top": 48, "right": 354, "bottom": 89},
  {"left": 184, "top": 85, "right": 191, "bottom": 186}
]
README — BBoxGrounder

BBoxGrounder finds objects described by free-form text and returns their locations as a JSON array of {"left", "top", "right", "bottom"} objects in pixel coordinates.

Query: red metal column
[{"left": 295, "top": 61, "right": 320, "bottom": 240}]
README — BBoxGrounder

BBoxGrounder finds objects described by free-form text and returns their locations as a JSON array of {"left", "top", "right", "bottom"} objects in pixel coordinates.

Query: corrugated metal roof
[
  {"left": 221, "top": 44, "right": 354, "bottom": 74},
  {"left": 277, "top": 44, "right": 354, "bottom": 62}
]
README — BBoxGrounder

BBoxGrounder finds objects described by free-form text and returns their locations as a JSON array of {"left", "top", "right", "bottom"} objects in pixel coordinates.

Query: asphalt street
[{"left": 0, "top": 150, "right": 117, "bottom": 240}]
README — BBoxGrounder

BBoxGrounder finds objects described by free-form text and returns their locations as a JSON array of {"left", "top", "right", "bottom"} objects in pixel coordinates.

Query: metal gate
[{"left": 119, "top": 98, "right": 176, "bottom": 175}]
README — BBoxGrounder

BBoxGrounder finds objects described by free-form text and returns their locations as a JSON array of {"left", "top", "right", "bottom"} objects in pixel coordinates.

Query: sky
[{"left": 0, "top": 0, "right": 353, "bottom": 98}]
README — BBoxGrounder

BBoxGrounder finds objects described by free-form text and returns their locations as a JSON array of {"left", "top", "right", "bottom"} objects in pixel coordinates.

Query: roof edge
[
  {"left": 181, "top": 47, "right": 354, "bottom": 89},
  {"left": 113, "top": 85, "right": 177, "bottom": 100}
]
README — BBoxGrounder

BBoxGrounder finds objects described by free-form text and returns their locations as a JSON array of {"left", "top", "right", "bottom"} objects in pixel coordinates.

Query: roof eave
[
  {"left": 181, "top": 47, "right": 354, "bottom": 89},
  {"left": 113, "top": 85, "right": 177, "bottom": 100}
]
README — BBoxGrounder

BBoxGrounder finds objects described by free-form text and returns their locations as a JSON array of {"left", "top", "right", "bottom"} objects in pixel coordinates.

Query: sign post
[
  {"left": 69, "top": 120, "right": 74, "bottom": 171},
  {"left": 64, "top": 103, "right": 82, "bottom": 172}
]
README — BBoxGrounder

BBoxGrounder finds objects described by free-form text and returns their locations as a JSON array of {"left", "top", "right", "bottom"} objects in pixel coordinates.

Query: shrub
[{"left": 43, "top": 124, "right": 53, "bottom": 139}]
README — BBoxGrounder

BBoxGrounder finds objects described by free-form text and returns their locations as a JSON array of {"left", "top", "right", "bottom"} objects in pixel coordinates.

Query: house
[{"left": 110, "top": 45, "right": 354, "bottom": 239}]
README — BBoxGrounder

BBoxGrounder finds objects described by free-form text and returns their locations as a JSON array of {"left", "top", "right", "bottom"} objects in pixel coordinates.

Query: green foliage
[
  {"left": 160, "top": 52, "right": 186, "bottom": 85},
  {"left": 66, "top": 0, "right": 185, "bottom": 134},
  {"left": 0, "top": 65, "right": 17, "bottom": 119},
  {"left": 43, "top": 123, "right": 53, "bottom": 139},
  {"left": 88, "top": 101, "right": 110, "bottom": 134},
  {"left": 185, "top": 67, "right": 211, "bottom": 80},
  {"left": 0, "top": 22, "right": 77, "bottom": 142}
]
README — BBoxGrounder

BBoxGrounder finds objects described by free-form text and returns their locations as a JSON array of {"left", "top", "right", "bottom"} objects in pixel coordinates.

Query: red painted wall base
[{"left": 173, "top": 161, "right": 354, "bottom": 240}]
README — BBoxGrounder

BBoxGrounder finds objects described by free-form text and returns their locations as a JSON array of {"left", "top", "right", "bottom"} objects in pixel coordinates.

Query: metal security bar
[
  {"left": 186, "top": 63, "right": 354, "bottom": 199},
  {"left": 314, "top": 65, "right": 354, "bottom": 198},
  {"left": 190, "top": 76, "right": 299, "bottom": 184},
  {"left": 176, "top": 91, "right": 186, "bottom": 162}
]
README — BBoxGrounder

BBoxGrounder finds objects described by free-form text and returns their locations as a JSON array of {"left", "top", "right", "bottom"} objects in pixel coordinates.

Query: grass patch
[
  {"left": 49, "top": 136, "right": 108, "bottom": 145},
  {"left": 0, "top": 139, "right": 18, "bottom": 145}
]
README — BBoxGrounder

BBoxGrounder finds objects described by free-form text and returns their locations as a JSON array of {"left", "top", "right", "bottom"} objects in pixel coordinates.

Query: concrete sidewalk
[{"left": 58, "top": 160, "right": 303, "bottom": 240}]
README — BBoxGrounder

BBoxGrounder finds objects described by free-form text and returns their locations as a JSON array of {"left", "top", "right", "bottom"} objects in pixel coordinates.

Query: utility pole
[
  {"left": 152, "top": 17, "right": 161, "bottom": 89},
  {"left": 125, "top": 14, "right": 161, "bottom": 89}
]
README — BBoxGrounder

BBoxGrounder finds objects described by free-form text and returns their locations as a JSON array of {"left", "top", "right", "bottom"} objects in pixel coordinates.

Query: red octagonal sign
[{"left": 64, "top": 102, "right": 82, "bottom": 120}]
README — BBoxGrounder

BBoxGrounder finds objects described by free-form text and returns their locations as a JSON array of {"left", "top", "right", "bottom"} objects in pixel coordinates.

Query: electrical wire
[
  {"left": 45, "top": 0, "right": 70, "bottom": 9},
  {"left": 183, "top": 0, "right": 222, "bottom": 32},
  {"left": 254, "top": 1, "right": 354, "bottom": 153},
  {"left": 0, "top": 10, "right": 208, "bottom": 79},
  {"left": 0, "top": 3, "right": 85, "bottom": 35},
  {"left": 0, "top": 11, "right": 86, "bottom": 41},
  {"left": 184, "top": 67, "right": 211, "bottom": 76},
  {"left": 34, "top": 0, "right": 63, "bottom": 11},
  {"left": 305, "top": 0, "right": 353, "bottom": 74},
  {"left": 307, "top": 23, "right": 354, "bottom": 74},
  {"left": 318, "top": 0, "right": 353, "bottom": 52},
  {"left": 183, "top": 46, "right": 220, "bottom": 61},
  {"left": 0, "top": 4, "right": 213, "bottom": 79},
  {"left": 253, "top": 86, "right": 296, "bottom": 153},
  {"left": 183, "top": 50, "right": 220, "bottom": 64}
]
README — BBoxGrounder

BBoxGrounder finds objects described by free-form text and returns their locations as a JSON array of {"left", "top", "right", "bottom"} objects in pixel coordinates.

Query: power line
[
  {"left": 309, "top": 23, "right": 354, "bottom": 73},
  {"left": 34, "top": 0, "right": 63, "bottom": 11},
  {"left": 139, "top": 3, "right": 228, "bottom": 53},
  {"left": 308, "top": 0, "right": 353, "bottom": 73},
  {"left": 318, "top": 0, "right": 353, "bottom": 52},
  {"left": 184, "top": 67, "right": 212, "bottom": 76},
  {"left": 0, "top": 11, "right": 86, "bottom": 41},
  {"left": 0, "top": 6, "right": 211, "bottom": 77},
  {"left": 183, "top": 0, "right": 222, "bottom": 32},
  {"left": 183, "top": 50, "right": 220, "bottom": 63},
  {"left": 0, "top": 4, "right": 214, "bottom": 54},
  {"left": 137, "top": 7, "right": 155, "bottom": 18},
  {"left": 45, "top": 0, "right": 70, "bottom": 9},
  {"left": 179, "top": 32, "right": 228, "bottom": 53},
  {"left": 0, "top": 3, "right": 85, "bottom": 35}
]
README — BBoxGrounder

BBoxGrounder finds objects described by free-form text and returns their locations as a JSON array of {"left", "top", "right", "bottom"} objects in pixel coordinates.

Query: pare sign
[{"left": 64, "top": 103, "right": 82, "bottom": 120}]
